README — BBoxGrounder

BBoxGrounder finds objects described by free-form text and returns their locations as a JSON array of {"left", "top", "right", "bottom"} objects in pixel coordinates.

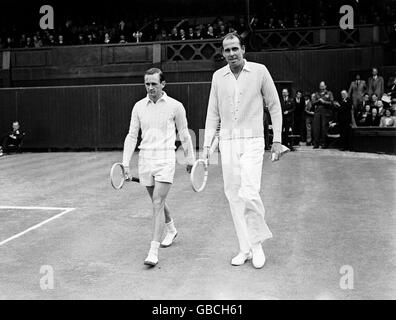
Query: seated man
[{"left": 0, "top": 121, "right": 25, "bottom": 156}]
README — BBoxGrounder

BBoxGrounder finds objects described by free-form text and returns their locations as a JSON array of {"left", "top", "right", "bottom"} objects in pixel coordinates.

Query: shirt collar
[
  {"left": 146, "top": 91, "right": 168, "bottom": 105},
  {"left": 223, "top": 59, "right": 251, "bottom": 76}
]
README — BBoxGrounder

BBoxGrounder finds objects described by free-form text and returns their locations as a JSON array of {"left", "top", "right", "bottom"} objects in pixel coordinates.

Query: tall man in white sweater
[
  {"left": 203, "top": 33, "right": 283, "bottom": 269},
  {"left": 123, "top": 68, "right": 195, "bottom": 266}
]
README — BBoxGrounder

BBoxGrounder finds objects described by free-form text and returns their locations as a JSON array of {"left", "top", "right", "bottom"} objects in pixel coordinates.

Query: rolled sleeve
[{"left": 261, "top": 66, "right": 282, "bottom": 143}]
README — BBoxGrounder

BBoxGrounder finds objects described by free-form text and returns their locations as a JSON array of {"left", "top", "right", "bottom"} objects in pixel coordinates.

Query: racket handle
[{"left": 131, "top": 177, "right": 140, "bottom": 183}]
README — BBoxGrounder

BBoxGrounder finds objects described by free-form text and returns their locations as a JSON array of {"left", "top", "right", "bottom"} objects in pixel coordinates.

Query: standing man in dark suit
[
  {"left": 281, "top": 88, "right": 295, "bottom": 149},
  {"left": 368, "top": 67, "right": 384, "bottom": 99},
  {"left": 293, "top": 90, "right": 306, "bottom": 144},
  {"left": 333, "top": 90, "right": 356, "bottom": 151},
  {"left": 348, "top": 74, "right": 367, "bottom": 109},
  {"left": 312, "top": 81, "right": 334, "bottom": 149}
]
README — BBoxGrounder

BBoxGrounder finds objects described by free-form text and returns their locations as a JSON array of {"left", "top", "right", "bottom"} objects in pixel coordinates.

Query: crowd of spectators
[
  {"left": 0, "top": 0, "right": 394, "bottom": 48},
  {"left": 276, "top": 67, "right": 396, "bottom": 151}
]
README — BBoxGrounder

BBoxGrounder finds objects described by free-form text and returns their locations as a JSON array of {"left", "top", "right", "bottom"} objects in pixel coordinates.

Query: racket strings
[
  {"left": 191, "top": 160, "right": 208, "bottom": 192},
  {"left": 111, "top": 164, "right": 125, "bottom": 189}
]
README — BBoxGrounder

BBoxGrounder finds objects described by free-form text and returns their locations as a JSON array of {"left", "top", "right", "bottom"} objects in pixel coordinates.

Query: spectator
[
  {"left": 390, "top": 23, "right": 396, "bottom": 48},
  {"left": 170, "top": 27, "right": 179, "bottom": 41},
  {"left": 368, "top": 67, "right": 384, "bottom": 98},
  {"left": 356, "top": 104, "right": 371, "bottom": 126},
  {"left": 104, "top": 32, "right": 111, "bottom": 44},
  {"left": 390, "top": 99, "right": 396, "bottom": 115},
  {"left": 305, "top": 93, "right": 316, "bottom": 146},
  {"left": 218, "top": 24, "right": 227, "bottom": 38},
  {"left": 179, "top": 29, "right": 186, "bottom": 41},
  {"left": 370, "top": 93, "right": 379, "bottom": 108},
  {"left": 195, "top": 27, "right": 204, "bottom": 40},
  {"left": 155, "top": 29, "right": 169, "bottom": 41},
  {"left": 235, "top": 17, "right": 248, "bottom": 34},
  {"left": 119, "top": 34, "right": 127, "bottom": 44},
  {"left": 333, "top": 90, "right": 355, "bottom": 151},
  {"left": 280, "top": 88, "right": 295, "bottom": 150},
  {"left": 348, "top": 74, "right": 367, "bottom": 109},
  {"left": 387, "top": 76, "right": 396, "bottom": 100},
  {"left": 293, "top": 90, "right": 306, "bottom": 144},
  {"left": 187, "top": 27, "right": 195, "bottom": 40},
  {"left": 366, "top": 107, "right": 381, "bottom": 126},
  {"left": 379, "top": 109, "right": 395, "bottom": 127},
  {"left": 33, "top": 35, "right": 43, "bottom": 48},
  {"left": 57, "top": 35, "right": 65, "bottom": 46},
  {"left": 87, "top": 34, "right": 94, "bottom": 45},
  {"left": 46, "top": 34, "right": 56, "bottom": 46},
  {"left": 267, "top": 18, "right": 276, "bottom": 29},
  {"left": 0, "top": 121, "right": 25, "bottom": 156},
  {"left": 376, "top": 100, "right": 386, "bottom": 117},
  {"left": 250, "top": 17, "right": 260, "bottom": 30},
  {"left": 77, "top": 34, "right": 85, "bottom": 45},
  {"left": 312, "top": 81, "right": 334, "bottom": 149},
  {"left": 18, "top": 34, "right": 27, "bottom": 48},
  {"left": 25, "top": 37, "right": 33, "bottom": 48},
  {"left": 206, "top": 26, "right": 216, "bottom": 39}
]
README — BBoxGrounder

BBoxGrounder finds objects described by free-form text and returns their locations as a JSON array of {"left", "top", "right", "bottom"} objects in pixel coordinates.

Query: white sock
[
  {"left": 150, "top": 241, "right": 160, "bottom": 254},
  {"left": 166, "top": 220, "right": 177, "bottom": 233}
]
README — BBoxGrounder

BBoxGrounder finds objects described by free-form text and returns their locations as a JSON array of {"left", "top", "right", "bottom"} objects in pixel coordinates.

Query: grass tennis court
[{"left": 0, "top": 149, "right": 395, "bottom": 299}]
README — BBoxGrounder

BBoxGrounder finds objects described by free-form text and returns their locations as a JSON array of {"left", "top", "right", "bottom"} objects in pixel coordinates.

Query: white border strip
[{"left": 0, "top": 206, "right": 76, "bottom": 247}]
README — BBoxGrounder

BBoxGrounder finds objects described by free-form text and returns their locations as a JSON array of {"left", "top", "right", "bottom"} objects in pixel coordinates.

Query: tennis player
[
  {"left": 203, "top": 33, "right": 283, "bottom": 269},
  {"left": 122, "top": 68, "right": 195, "bottom": 266}
]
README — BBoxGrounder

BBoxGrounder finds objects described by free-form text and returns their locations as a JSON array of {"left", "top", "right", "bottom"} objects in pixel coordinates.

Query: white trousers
[{"left": 219, "top": 137, "right": 272, "bottom": 253}]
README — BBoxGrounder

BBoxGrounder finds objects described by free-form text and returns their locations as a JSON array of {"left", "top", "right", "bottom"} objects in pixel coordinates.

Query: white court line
[{"left": 0, "top": 206, "right": 76, "bottom": 247}]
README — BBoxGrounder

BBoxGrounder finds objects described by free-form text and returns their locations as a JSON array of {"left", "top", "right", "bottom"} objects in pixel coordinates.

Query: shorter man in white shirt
[{"left": 122, "top": 68, "right": 195, "bottom": 267}]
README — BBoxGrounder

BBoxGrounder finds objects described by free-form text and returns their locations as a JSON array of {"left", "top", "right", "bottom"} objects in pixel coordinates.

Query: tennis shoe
[
  {"left": 252, "top": 244, "right": 266, "bottom": 269},
  {"left": 144, "top": 250, "right": 158, "bottom": 266},
  {"left": 231, "top": 251, "right": 252, "bottom": 266},
  {"left": 161, "top": 231, "right": 178, "bottom": 247}
]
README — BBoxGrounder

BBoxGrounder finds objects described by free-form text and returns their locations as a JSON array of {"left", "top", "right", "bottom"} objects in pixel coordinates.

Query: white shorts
[{"left": 138, "top": 156, "right": 176, "bottom": 187}]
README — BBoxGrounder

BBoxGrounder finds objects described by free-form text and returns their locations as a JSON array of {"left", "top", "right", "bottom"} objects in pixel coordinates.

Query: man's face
[
  {"left": 341, "top": 91, "right": 347, "bottom": 99},
  {"left": 296, "top": 92, "right": 302, "bottom": 99},
  {"left": 372, "top": 68, "right": 378, "bottom": 76},
  {"left": 319, "top": 82, "right": 326, "bottom": 91},
  {"left": 356, "top": 74, "right": 360, "bottom": 80},
  {"left": 222, "top": 37, "right": 245, "bottom": 69},
  {"left": 282, "top": 89, "right": 288, "bottom": 98},
  {"left": 12, "top": 122, "right": 19, "bottom": 131},
  {"left": 144, "top": 73, "right": 164, "bottom": 101},
  {"left": 372, "top": 108, "right": 378, "bottom": 116}
]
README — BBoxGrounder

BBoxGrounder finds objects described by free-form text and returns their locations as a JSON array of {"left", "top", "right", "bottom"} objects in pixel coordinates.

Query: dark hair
[
  {"left": 144, "top": 68, "right": 165, "bottom": 82},
  {"left": 296, "top": 90, "right": 303, "bottom": 95},
  {"left": 221, "top": 32, "right": 244, "bottom": 48}
]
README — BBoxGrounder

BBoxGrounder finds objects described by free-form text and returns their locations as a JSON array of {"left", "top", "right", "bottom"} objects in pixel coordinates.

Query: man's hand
[
  {"left": 124, "top": 165, "right": 131, "bottom": 179},
  {"left": 202, "top": 146, "right": 210, "bottom": 165},
  {"left": 270, "top": 142, "right": 283, "bottom": 161},
  {"left": 186, "top": 164, "right": 193, "bottom": 173}
]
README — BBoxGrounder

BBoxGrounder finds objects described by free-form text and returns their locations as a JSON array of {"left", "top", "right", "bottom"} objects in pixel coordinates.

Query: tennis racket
[
  {"left": 271, "top": 144, "right": 290, "bottom": 161},
  {"left": 110, "top": 163, "right": 140, "bottom": 190},
  {"left": 190, "top": 136, "right": 219, "bottom": 192}
]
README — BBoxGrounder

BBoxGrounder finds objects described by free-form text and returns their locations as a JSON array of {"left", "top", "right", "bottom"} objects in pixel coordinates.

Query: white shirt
[
  {"left": 123, "top": 92, "right": 194, "bottom": 165},
  {"left": 204, "top": 59, "right": 282, "bottom": 146}
]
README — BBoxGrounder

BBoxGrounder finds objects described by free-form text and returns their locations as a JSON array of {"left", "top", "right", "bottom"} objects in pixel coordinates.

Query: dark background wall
[{"left": 0, "top": 81, "right": 295, "bottom": 150}]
